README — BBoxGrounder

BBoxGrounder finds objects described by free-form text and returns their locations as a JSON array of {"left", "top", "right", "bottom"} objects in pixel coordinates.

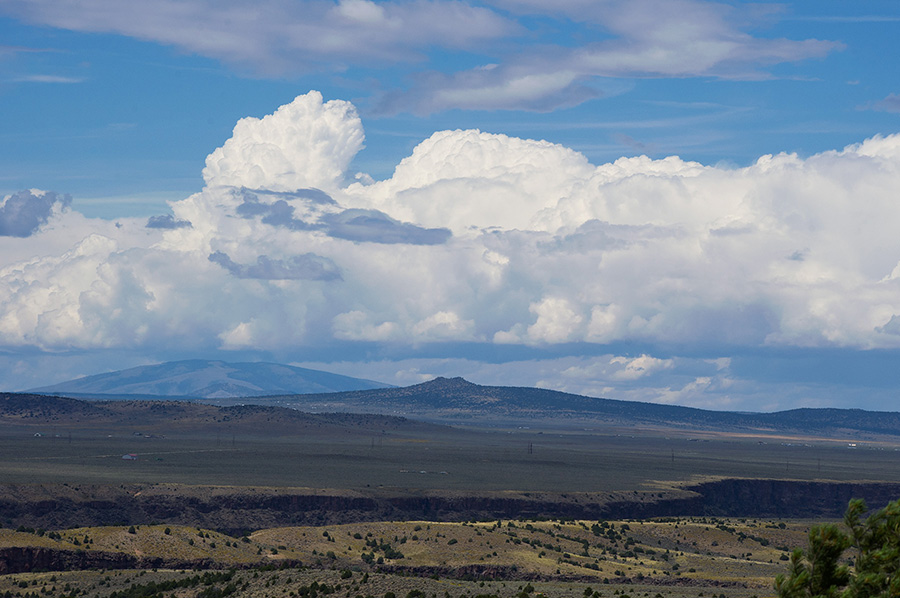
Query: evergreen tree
[{"left": 776, "top": 499, "right": 900, "bottom": 598}]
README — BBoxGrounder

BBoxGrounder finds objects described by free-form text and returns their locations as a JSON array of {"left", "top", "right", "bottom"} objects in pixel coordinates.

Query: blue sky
[{"left": 1, "top": 0, "right": 899, "bottom": 412}]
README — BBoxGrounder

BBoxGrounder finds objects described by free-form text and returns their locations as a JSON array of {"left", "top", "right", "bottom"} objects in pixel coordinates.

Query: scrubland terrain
[{"left": 0, "top": 515, "right": 810, "bottom": 598}]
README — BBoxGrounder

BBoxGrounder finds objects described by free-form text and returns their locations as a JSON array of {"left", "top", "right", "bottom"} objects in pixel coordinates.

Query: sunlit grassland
[{"left": 0, "top": 516, "right": 814, "bottom": 598}]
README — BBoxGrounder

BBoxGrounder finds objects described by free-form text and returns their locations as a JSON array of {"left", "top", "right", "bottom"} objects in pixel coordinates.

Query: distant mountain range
[
  {"left": 206, "top": 376, "right": 900, "bottom": 439},
  {"left": 24, "top": 361, "right": 900, "bottom": 439},
  {"left": 28, "top": 360, "right": 389, "bottom": 399}
]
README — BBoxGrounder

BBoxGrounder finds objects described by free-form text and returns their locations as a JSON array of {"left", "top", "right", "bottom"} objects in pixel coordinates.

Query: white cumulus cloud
[
  {"left": 3, "top": 92, "right": 900, "bottom": 410},
  {"left": 203, "top": 91, "right": 364, "bottom": 192}
]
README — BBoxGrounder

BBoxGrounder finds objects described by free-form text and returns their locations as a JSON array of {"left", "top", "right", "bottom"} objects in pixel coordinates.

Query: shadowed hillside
[
  {"left": 209, "top": 376, "right": 900, "bottom": 438},
  {"left": 0, "top": 392, "right": 436, "bottom": 436}
]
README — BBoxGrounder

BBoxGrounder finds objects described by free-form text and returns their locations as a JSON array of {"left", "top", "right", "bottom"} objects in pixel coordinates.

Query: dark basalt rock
[
  {"left": 2, "top": 479, "right": 900, "bottom": 535},
  {"left": 0, "top": 545, "right": 301, "bottom": 574}
]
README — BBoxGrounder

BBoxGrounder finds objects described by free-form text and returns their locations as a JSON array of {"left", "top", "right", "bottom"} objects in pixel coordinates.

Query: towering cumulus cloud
[
  {"left": 202, "top": 91, "right": 364, "bottom": 192},
  {"left": 1, "top": 92, "right": 900, "bottom": 407}
]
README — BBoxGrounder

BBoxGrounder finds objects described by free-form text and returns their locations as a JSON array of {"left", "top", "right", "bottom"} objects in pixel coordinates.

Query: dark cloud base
[
  {"left": 236, "top": 188, "right": 451, "bottom": 245},
  {"left": 208, "top": 250, "right": 342, "bottom": 281},
  {"left": 0, "top": 189, "right": 71, "bottom": 237},
  {"left": 146, "top": 214, "right": 192, "bottom": 229}
]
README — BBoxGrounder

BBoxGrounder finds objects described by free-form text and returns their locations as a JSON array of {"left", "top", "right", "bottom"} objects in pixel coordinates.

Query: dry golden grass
[
  {"left": 0, "top": 529, "right": 79, "bottom": 550},
  {"left": 244, "top": 515, "right": 809, "bottom": 588},
  {"left": 0, "top": 515, "right": 810, "bottom": 598},
  {"left": 55, "top": 524, "right": 278, "bottom": 562}
]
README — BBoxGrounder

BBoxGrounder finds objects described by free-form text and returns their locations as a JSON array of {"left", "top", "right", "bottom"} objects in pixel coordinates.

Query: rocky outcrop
[
  {"left": 374, "top": 564, "right": 533, "bottom": 581},
  {"left": 0, "top": 546, "right": 141, "bottom": 574},
  {"left": 0, "top": 546, "right": 302, "bottom": 574}
]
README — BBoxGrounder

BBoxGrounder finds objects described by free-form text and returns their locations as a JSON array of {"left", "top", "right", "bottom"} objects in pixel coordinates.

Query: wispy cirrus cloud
[
  {"left": 380, "top": 0, "right": 841, "bottom": 113},
  {"left": 783, "top": 15, "right": 900, "bottom": 23},
  {"left": 12, "top": 74, "right": 85, "bottom": 83},
  {"left": 868, "top": 93, "right": 900, "bottom": 114},
  {"left": 0, "top": 44, "right": 57, "bottom": 55},
  {"left": 0, "top": 0, "right": 840, "bottom": 114},
  {"left": 0, "top": 0, "right": 516, "bottom": 76}
]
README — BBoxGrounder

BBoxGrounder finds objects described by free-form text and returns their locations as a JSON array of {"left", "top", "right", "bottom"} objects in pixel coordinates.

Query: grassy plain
[{"left": 2, "top": 423, "right": 900, "bottom": 491}]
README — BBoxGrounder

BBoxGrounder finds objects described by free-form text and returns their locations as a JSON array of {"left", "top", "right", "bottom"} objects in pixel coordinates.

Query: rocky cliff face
[
  {"left": 1, "top": 478, "right": 898, "bottom": 535},
  {"left": 684, "top": 478, "right": 900, "bottom": 518},
  {"left": 595, "top": 479, "right": 900, "bottom": 520},
  {"left": 0, "top": 546, "right": 222, "bottom": 575},
  {"left": 0, "top": 546, "right": 134, "bottom": 574},
  {"left": 0, "top": 545, "right": 300, "bottom": 575}
]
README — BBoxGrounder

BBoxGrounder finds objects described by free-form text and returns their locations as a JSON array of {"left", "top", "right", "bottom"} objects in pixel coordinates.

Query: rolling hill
[
  {"left": 206, "top": 376, "right": 900, "bottom": 438},
  {"left": 0, "top": 391, "right": 436, "bottom": 437}
]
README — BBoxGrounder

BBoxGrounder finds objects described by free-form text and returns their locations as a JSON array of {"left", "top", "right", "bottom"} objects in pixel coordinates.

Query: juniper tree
[{"left": 776, "top": 499, "right": 900, "bottom": 598}]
